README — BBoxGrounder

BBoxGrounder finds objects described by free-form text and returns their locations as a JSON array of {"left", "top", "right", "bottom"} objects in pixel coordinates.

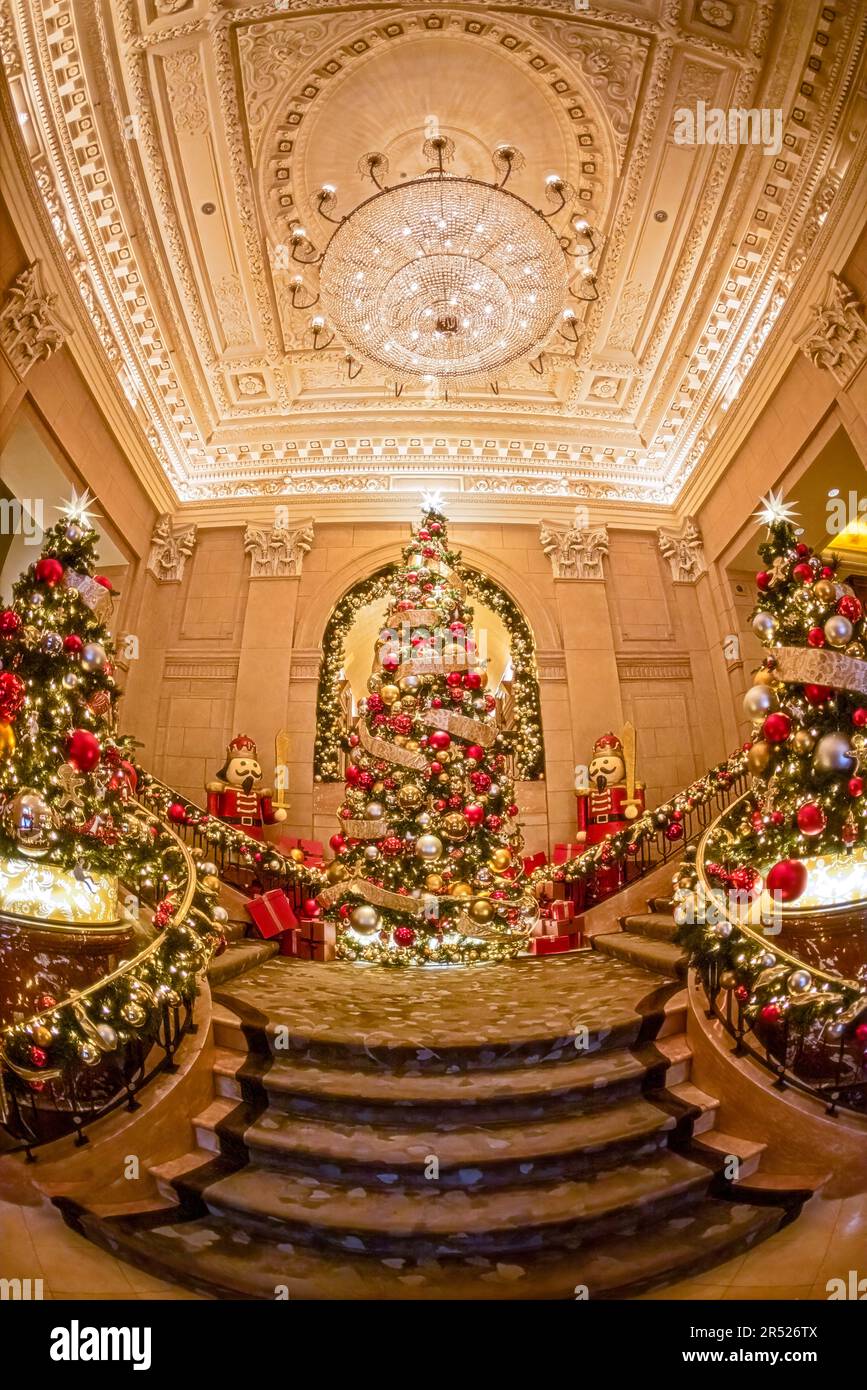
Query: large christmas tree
[{"left": 317, "top": 501, "right": 536, "bottom": 964}]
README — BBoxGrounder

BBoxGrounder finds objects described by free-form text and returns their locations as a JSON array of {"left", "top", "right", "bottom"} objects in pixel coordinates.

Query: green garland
[{"left": 313, "top": 565, "right": 545, "bottom": 782}]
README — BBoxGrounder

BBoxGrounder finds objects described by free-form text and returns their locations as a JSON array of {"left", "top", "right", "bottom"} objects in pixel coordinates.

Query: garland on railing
[
  {"left": 0, "top": 807, "right": 221, "bottom": 1089},
  {"left": 313, "top": 564, "right": 546, "bottom": 783},
  {"left": 136, "top": 773, "right": 327, "bottom": 889},
  {"left": 528, "top": 747, "right": 749, "bottom": 887}
]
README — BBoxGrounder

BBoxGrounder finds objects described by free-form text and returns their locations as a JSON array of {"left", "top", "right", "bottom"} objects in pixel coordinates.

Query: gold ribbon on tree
[
  {"left": 421, "top": 707, "right": 497, "bottom": 747},
  {"left": 773, "top": 645, "right": 867, "bottom": 696},
  {"left": 340, "top": 818, "right": 392, "bottom": 839},
  {"left": 358, "top": 719, "right": 428, "bottom": 771},
  {"left": 317, "top": 877, "right": 426, "bottom": 915}
]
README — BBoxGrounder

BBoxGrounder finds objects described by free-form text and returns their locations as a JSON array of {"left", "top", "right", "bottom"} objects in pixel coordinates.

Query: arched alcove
[{"left": 312, "top": 560, "right": 546, "bottom": 782}]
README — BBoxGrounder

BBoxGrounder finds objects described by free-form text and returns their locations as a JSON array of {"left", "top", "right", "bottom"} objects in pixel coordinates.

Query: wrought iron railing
[
  {"left": 690, "top": 797, "right": 867, "bottom": 1118},
  {"left": 0, "top": 805, "right": 221, "bottom": 1158}
]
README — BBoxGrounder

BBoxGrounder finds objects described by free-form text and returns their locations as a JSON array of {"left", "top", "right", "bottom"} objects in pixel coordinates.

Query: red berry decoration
[
  {"left": 807, "top": 627, "right": 825, "bottom": 648},
  {"left": 762, "top": 712, "right": 791, "bottom": 744},
  {"left": 393, "top": 925, "right": 416, "bottom": 947},
  {"left": 0, "top": 671, "right": 25, "bottom": 722},
  {"left": 796, "top": 802, "right": 826, "bottom": 837},
  {"left": 28, "top": 1045, "right": 48, "bottom": 1068},
  {"left": 0, "top": 609, "right": 22, "bottom": 639},
  {"left": 765, "top": 858, "right": 808, "bottom": 903},
  {"left": 804, "top": 684, "right": 830, "bottom": 706},
  {"left": 66, "top": 728, "right": 101, "bottom": 772},
  {"left": 34, "top": 556, "right": 64, "bottom": 586}
]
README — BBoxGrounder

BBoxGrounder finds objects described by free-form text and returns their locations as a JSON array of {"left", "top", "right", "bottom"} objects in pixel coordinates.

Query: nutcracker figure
[
  {"left": 206, "top": 734, "right": 287, "bottom": 839},
  {"left": 575, "top": 726, "right": 645, "bottom": 898}
]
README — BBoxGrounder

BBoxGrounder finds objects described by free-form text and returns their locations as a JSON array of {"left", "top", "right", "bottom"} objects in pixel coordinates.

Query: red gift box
[
  {"left": 553, "top": 842, "right": 585, "bottom": 865},
  {"left": 246, "top": 889, "right": 299, "bottom": 940},
  {"left": 522, "top": 850, "right": 547, "bottom": 875},
  {"left": 551, "top": 900, "right": 575, "bottom": 923}
]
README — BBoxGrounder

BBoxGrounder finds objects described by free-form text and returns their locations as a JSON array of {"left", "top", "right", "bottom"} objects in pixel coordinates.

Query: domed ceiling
[{"left": 1, "top": 0, "right": 865, "bottom": 515}]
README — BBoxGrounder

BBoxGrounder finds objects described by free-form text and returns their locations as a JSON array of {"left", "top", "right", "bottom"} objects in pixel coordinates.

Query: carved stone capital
[
  {"left": 539, "top": 520, "right": 609, "bottom": 580},
  {"left": 147, "top": 514, "right": 197, "bottom": 583},
  {"left": 657, "top": 517, "right": 707, "bottom": 583},
  {"left": 0, "top": 261, "right": 71, "bottom": 380},
  {"left": 244, "top": 519, "right": 314, "bottom": 577},
  {"left": 798, "top": 273, "right": 867, "bottom": 386}
]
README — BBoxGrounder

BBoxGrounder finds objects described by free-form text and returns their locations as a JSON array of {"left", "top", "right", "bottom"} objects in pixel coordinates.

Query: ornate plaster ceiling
[{"left": 2, "top": 1, "right": 866, "bottom": 513}]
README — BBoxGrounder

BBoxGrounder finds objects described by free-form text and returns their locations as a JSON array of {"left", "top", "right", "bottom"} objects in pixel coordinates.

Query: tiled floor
[{"left": 1, "top": 1188, "right": 862, "bottom": 1301}]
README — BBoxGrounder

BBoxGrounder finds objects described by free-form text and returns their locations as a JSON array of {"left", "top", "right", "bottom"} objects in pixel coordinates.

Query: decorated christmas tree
[
  {"left": 316, "top": 500, "right": 536, "bottom": 964},
  {"left": 0, "top": 492, "right": 222, "bottom": 1078},
  {"left": 730, "top": 490, "right": 866, "bottom": 909}
]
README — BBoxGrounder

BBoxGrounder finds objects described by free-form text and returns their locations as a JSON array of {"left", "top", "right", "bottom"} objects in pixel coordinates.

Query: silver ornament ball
[
  {"left": 415, "top": 833, "right": 444, "bottom": 861},
  {"left": 812, "top": 732, "right": 856, "bottom": 778},
  {"left": 742, "top": 684, "right": 779, "bottom": 719},
  {"left": 350, "top": 904, "right": 381, "bottom": 937},
  {"left": 824, "top": 614, "right": 853, "bottom": 648},
  {"left": 81, "top": 641, "right": 107, "bottom": 673},
  {"left": 365, "top": 801, "right": 384, "bottom": 820},
  {"left": 752, "top": 611, "right": 777, "bottom": 641}
]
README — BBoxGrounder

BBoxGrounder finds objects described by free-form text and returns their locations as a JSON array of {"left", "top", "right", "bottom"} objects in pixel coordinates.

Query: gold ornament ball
[
  {"left": 813, "top": 579, "right": 836, "bottom": 604},
  {"left": 425, "top": 873, "right": 444, "bottom": 892},
  {"left": 442, "top": 811, "right": 469, "bottom": 841},
  {"left": 399, "top": 674, "right": 420, "bottom": 693},
  {"left": 405, "top": 739, "right": 420, "bottom": 752},
  {"left": 350, "top": 904, "right": 381, "bottom": 936},
  {"left": 469, "top": 898, "right": 494, "bottom": 924},
  {"left": 201, "top": 873, "right": 221, "bottom": 892},
  {"left": 380, "top": 684, "right": 400, "bottom": 705},
  {"left": 747, "top": 741, "right": 772, "bottom": 777},
  {"left": 451, "top": 881, "right": 473, "bottom": 898},
  {"left": 489, "top": 847, "right": 512, "bottom": 871},
  {"left": 289, "top": 847, "right": 305, "bottom": 863},
  {"left": 327, "top": 860, "right": 348, "bottom": 884},
  {"left": 31, "top": 1025, "right": 52, "bottom": 1047},
  {"left": 367, "top": 674, "right": 382, "bottom": 693},
  {"left": 792, "top": 728, "right": 816, "bottom": 755},
  {"left": 372, "top": 781, "right": 385, "bottom": 795},
  {"left": 398, "top": 783, "right": 424, "bottom": 811},
  {"left": 753, "top": 668, "right": 776, "bottom": 687},
  {"left": 845, "top": 641, "right": 865, "bottom": 659},
  {"left": 424, "top": 597, "right": 439, "bottom": 610}
]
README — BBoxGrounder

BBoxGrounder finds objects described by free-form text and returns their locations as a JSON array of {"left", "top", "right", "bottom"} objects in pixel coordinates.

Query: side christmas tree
[
  {"left": 0, "top": 492, "right": 147, "bottom": 921},
  {"left": 316, "top": 501, "right": 536, "bottom": 964},
  {"left": 729, "top": 490, "right": 867, "bottom": 910}
]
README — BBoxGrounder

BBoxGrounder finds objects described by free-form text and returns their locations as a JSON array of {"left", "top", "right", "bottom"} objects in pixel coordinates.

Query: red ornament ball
[
  {"left": 63, "top": 633, "right": 84, "bottom": 654},
  {"left": 0, "top": 609, "right": 22, "bottom": 639},
  {"left": 795, "top": 542, "right": 811, "bottom": 558},
  {"left": 755, "top": 571, "right": 770, "bottom": 591},
  {"left": 735, "top": 986, "right": 750, "bottom": 1004},
  {"left": 167, "top": 801, "right": 187, "bottom": 824},
  {"left": 66, "top": 728, "right": 101, "bottom": 772},
  {"left": 464, "top": 671, "right": 483, "bottom": 690},
  {"left": 463, "top": 803, "right": 485, "bottom": 827},
  {"left": 35, "top": 994, "right": 57, "bottom": 1012},
  {"left": 446, "top": 670, "right": 463, "bottom": 687},
  {"left": 34, "top": 556, "right": 64, "bottom": 586},
  {"left": 329, "top": 833, "right": 346, "bottom": 851},
  {"left": 848, "top": 777, "right": 864, "bottom": 798},
  {"left": 804, "top": 684, "right": 831, "bottom": 706},
  {"left": 807, "top": 627, "right": 826, "bottom": 648},
  {"left": 762, "top": 712, "right": 791, "bottom": 744},
  {"left": 428, "top": 729, "right": 451, "bottom": 752},
  {"left": 837, "top": 594, "right": 863, "bottom": 624},
  {"left": 29, "top": 1046, "right": 49, "bottom": 1067},
  {"left": 381, "top": 835, "right": 404, "bottom": 856},
  {"left": 665, "top": 824, "right": 684, "bottom": 842},
  {"left": 855, "top": 1023, "right": 867, "bottom": 1043},
  {"left": 765, "top": 858, "right": 808, "bottom": 903},
  {"left": 507, "top": 803, "right": 519, "bottom": 817},
  {"left": 0, "top": 671, "right": 25, "bottom": 722},
  {"left": 796, "top": 802, "right": 827, "bottom": 837},
  {"left": 791, "top": 562, "right": 813, "bottom": 583},
  {"left": 760, "top": 1004, "right": 782, "bottom": 1024},
  {"left": 853, "top": 708, "right": 867, "bottom": 728},
  {"left": 94, "top": 575, "right": 113, "bottom": 591},
  {"left": 393, "top": 925, "right": 416, "bottom": 947},
  {"left": 302, "top": 899, "right": 321, "bottom": 918},
  {"left": 466, "top": 744, "right": 485, "bottom": 763}
]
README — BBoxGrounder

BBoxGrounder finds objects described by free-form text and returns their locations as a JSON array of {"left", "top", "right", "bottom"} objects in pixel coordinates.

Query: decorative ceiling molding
[
  {"left": 657, "top": 517, "right": 707, "bottom": 583},
  {"left": 0, "top": 259, "right": 71, "bottom": 380},
  {"left": 243, "top": 519, "right": 315, "bottom": 577},
  {"left": 147, "top": 513, "right": 197, "bottom": 583},
  {"left": 798, "top": 272, "right": 867, "bottom": 386},
  {"left": 1, "top": 0, "right": 864, "bottom": 516},
  {"left": 539, "top": 520, "right": 609, "bottom": 579}
]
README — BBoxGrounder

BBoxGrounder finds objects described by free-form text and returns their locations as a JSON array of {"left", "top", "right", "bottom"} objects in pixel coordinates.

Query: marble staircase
[{"left": 58, "top": 944, "right": 816, "bottom": 1300}]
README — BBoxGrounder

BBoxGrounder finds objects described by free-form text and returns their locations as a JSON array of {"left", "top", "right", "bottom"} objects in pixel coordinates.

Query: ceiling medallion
[{"left": 290, "top": 135, "right": 599, "bottom": 386}]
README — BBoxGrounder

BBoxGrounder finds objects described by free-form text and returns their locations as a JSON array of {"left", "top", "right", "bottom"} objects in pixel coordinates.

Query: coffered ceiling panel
[{"left": 2, "top": 0, "right": 865, "bottom": 513}]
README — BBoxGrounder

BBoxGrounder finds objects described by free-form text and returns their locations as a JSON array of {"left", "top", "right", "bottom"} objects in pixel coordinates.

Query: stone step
[
  {"left": 693, "top": 1129, "right": 767, "bottom": 1181},
  {"left": 63, "top": 1195, "right": 788, "bottom": 1300},
  {"left": 666, "top": 1081, "right": 719, "bottom": 1135},
  {"left": 648, "top": 897, "right": 675, "bottom": 915},
  {"left": 652, "top": 1034, "right": 693, "bottom": 1086},
  {"left": 208, "top": 939, "right": 280, "bottom": 987},
  {"left": 622, "top": 912, "right": 680, "bottom": 943},
  {"left": 191, "top": 1094, "right": 696, "bottom": 1191},
  {"left": 155, "top": 1144, "right": 718, "bottom": 1259},
  {"left": 211, "top": 1040, "right": 685, "bottom": 1126},
  {"left": 592, "top": 931, "right": 686, "bottom": 979},
  {"left": 211, "top": 950, "right": 681, "bottom": 1074}
]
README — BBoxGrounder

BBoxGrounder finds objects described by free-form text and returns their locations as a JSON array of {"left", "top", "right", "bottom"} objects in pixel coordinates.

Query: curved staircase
[{"left": 58, "top": 942, "right": 813, "bottom": 1300}]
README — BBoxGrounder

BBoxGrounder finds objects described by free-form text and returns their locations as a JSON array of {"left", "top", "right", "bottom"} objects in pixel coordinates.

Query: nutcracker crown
[
  {"left": 227, "top": 733, "right": 257, "bottom": 758},
  {"left": 593, "top": 732, "right": 622, "bottom": 755}
]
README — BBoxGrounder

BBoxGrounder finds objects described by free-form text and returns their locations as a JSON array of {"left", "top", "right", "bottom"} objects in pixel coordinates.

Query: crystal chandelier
[{"left": 287, "top": 135, "right": 599, "bottom": 386}]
